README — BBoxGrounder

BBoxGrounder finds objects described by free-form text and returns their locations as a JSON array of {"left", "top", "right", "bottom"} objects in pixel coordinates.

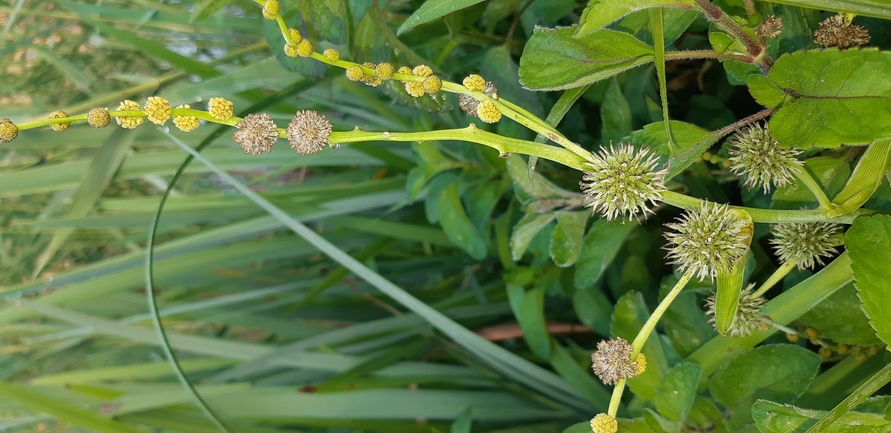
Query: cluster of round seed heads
[
  {"left": 286, "top": 110, "right": 333, "bottom": 155},
  {"left": 459, "top": 79, "right": 497, "bottom": 116},
  {"left": 770, "top": 222, "right": 840, "bottom": 269},
  {"left": 590, "top": 337, "right": 644, "bottom": 385},
  {"left": 208, "top": 97, "right": 234, "bottom": 120},
  {"left": 172, "top": 105, "right": 200, "bottom": 132},
  {"left": 705, "top": 284, "right": 769, "bottom": 337},
  {"left": 580, "top": 143, "right": 667, "bottom": 221},
  {"left": 116, "top": 100, "right": 144, "bottom": 129},
  {"left": 144, "top": 97, "right": 172, "bottom": 125},
  {"left": 400, "top": 65, "right": 440, "bottom": 98},
  {"left": 234, "top": 113, "right": 280, "bottom": 155},
  {"left": 590, "top": 414, "right": 618, "bottom": 433},
  {"left": 323, "top": 49, "right": 340, "bottom": 62},
  {"left": 49, "top": 110, "right": 69, "bottom": 132},
  {"left": 361, "top": 62, "right": 382, "bottom": 87},
  {"left": 814, "top": 13, "right": 871, "bottom": 49},
  {"left": 262, "top": 0, "right": 280, "bottom": 20},
  {"left": 727, "top": 124, "right": 801, "bottom": 193},
  {"left": 88, "top": 107, "right": 110, "bottom": 128},
  {"left": 0, "top": 118, "right": 18, "bottom": 143},
  {"left": 663, "top": 202, "right": 750, "bottom": 282}
]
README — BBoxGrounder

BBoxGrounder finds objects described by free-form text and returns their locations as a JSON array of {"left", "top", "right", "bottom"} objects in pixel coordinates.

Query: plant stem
[
  {"left": 793, "top": 167, "right": 835, "bottom": 210},
  {"left": 751, "top": 260, "right": 797, "bottom": 298},
  {"left": 805, "top": 362, "right": 891, "bottom": 432},
  {"left": 607, "top": 379, "right": 626, "bottom": 417},
  {"left": 660, "top": 190, "right": 873, "bottom": 224},
  {"left": 692, "top": 0, "right": 772, "bottom": 72}
]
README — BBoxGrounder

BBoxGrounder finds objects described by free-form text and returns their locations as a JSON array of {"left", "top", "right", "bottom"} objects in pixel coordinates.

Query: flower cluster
[
  {"left": 580, "top": 144, "right": 667, "bottom": 221},
  {"left": 727, "top": 124, "right": 801, "bottom": 193},
  {"left": 590, "top": 337, "right": 646, "bottom": 385},
  {"left": 770, "top": 222, "right": 840, "bottom": 269},
  {"left": 663, "top": 202, "right": 750, "bottom": 281},
  {"left": 814, "top": 13, "right": 871, "bottom": 49},
  {"left": 705, "top": 284, "right": 769, "bottom": 337},
  {"left": 459, "top": 75, "right": 501, "bottom": 123}
]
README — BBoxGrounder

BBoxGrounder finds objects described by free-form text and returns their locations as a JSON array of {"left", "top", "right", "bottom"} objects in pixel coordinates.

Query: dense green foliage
[{"left": 2, "top": 0, "right": 891, "bottom": 433}]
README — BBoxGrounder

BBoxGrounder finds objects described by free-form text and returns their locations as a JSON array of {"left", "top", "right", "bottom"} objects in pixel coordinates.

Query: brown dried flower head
[
  {"left": 234, "top": 113, "right": 280, "bottom": 155},
  {"left": 757, "top": 15, "right": 784, "bottom": 38},
  {"left": 591, "top": 337, "right": 641, "bottom": 385},
  {"left": 814, "top": 13, "right": 871, "bottom": 49},
  {"left": 287, "top": 110, "right": 333, "bottom": 155},
  {"left": 459, "top": 81, "right": 497, "bottom": 116}
]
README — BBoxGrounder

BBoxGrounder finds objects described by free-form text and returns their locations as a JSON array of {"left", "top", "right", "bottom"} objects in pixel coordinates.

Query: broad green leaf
[
  {"left": 549, "top": 211, "right": 588, "bottom": 267},
  {"left": 313, "top": 0, "right": 348, "bottom": 45},
  {"left": 713, "top": 211, "right": 754, "bottom": 336},
  {"left": 612, "top": 292, "right": 668, "bottom": 401},
  {"left": 573, "top": 284, "right": 613, "bottom": 336},
  {"left": 630, "top": 121, "right": 714, "bottom": 179},
  {"left": 511, "top": 212, "right": 556, "bottom": 261},
  {"left": 190, "top": 0, "right": 233, "bottom": 22},
  {"left": 507, "top": 285, "right": 550, "bottom": 359},
  {"left": 848, "top": 215, "right": 891, "bottom": 348},
  {"left": 747, "top": 74, "right": 786, "bottom": 109},
  {"left": 662, "top": 291, "right": 716, "bottom": 358},
  {"left": 575, "top": 0, "right": 696, "bottom": 37},
  {"left": 601, "top": 77, "right": 633, "bottom": 145},
  {"left": 519, "top": 27, "right": 654, "bottom": 91},
  {"left": 805, "top": 363, "right": 891, "bottom": 433},
  {"left": 687, "top": 396, "right": 730, "bottom": 433},
  {"left": 643, "top": 408, "right": 681, "bottom": 433},
  {"left": 574, "top": 220, "right": 635, "bottom": 288},
  {"left": 799, "top": 283, "right": 882, "bottom": 346},
  {"left": 655, "top": 363, "right": 700, "bottom": 422},
  {"left": 708, "top": 345, "right": 821, "bottom": 408},
  {"left": 438, "top": 183, "right": 488, "bottom": 260},
  {"left": 752, "top": 400, "right": 891, "bottom": 433},
  {"left": 397, "top": 0, "right": 484, "bottom": 35},
  {"left": 767, "top": 49, "right": 891, "bottom": 148}
]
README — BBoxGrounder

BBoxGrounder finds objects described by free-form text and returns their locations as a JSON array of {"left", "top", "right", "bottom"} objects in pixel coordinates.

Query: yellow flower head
[
  {"left": 296, "top": 39, "right": 314, "bottom": 57},
  {"left": 262, "top": 0, "right": 280, "bottom": 20},
  {"left": 634, "top": 353, "right": 647, "bottom": 376},
  {"left": 422, "top": 75, "right": 442, "bottom": 94},
  {"left": 323, "top": 49, "right": 340, "bottom": 62},
  {"left": 0, "top": 118, "right": 18, "bottom": 143},
  {"left": 284, "top": 44, "right": 299, "bottom": 58},
  {"left": 397, "top": 66, "right": 412, "bottom": 75},
  {"left": 87, "top": 107, "right": 110, "bottom": 128},
  {"left": 463, "top": 74, "right": 486, "bottom": 92},
  {"left": 345, "top": 65, "right": 365, "bottom": 82},
  {"left": 172, "top": 105, "right": 200, "bottom": 132},
  {"left": 590, "top": 414, "right": 618, "bottom": 433},
  {"left": 49, "top": 110, "right": 69, "bottom": 132},
  {"left": 375, "top": 63, "right": 394, "bottom": 80},
  {"left": 208, "top": 97, "right": 234, "bottom": 120},
  {"left": 404, "top": 82, "right": 425, "bottom": 98},
  {"left": 412, "top": 65, "right": 433, "bottom": 77},
  {"left": 144, "top": 97, "right": 171, "bottom": 125},
  {"left": 363, "top": 75, "right": 382, "bottom": 87},
  {"left": 288, "top": 28, "right": 302, "bottom": 44},
  {"left": 116, "top": 100, "right": 144, "bottom": 129},
  {"left": 476, "top": 99, "right": 501, "bottom": 123}
]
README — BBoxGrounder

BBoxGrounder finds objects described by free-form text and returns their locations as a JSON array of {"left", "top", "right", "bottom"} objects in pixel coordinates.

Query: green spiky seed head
[{"left": 580, "top": 144, "right": 667, "bottom": 221}]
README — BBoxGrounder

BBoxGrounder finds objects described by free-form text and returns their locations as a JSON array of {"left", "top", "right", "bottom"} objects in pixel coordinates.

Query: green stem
[
  {"left": 751, "top": 260, "right": 797, "bottom": 298},
  {"left": 631, "top": 271, "right": 693, "bottom": 357},
  {"left": 660, "top": 190, "right": 874, "bottom": 224},
  {"left": 793, "top": 166, "right": 835, "bottom": 210},
  {"left": 17, "top": 109, "right": 241, "bottom": 131},
  {"left": 663, "top": 50, "right": 754, "bottom": 63},
  {"left": 607, "top": 379, "right": 626, "bottom": 417},
  {"left": 650, "top": 8, "right": 675, "bottom": 155},
  {"left": 805, "top": 362, "right": 891, "bottom": 433}
]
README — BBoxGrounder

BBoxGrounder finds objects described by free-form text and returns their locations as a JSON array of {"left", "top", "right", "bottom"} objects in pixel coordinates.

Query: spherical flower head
[
  {"left": 296, "top": 39, "right": 314, "bottom": 57},
  {"left": 770, "top": 222, "right": 840, "bottom": 269},
  {"left": 172, "top": 105, "right": 199, "bottom": 132},
  {"left": 208, "top": 97, "right": 234, "bottom": 120},
  {"left": 405, "top": 82, "right": 425, "bottom": 98},
  {"left": 705, "top": 284, "right": 769, "bottom": 337},
  {"left": 0, "top": 118, "right": 18, "bottom": 143},
  {"left": 345, "top": 65, "right": 364, "bottom": 82},
  {"left": 234, "top": 113, "right": 279, "bottom": 155},
  {"left": 262, "top": 0, "right": 280, "bottom": 20},
  {"left": 49, "top": 110, "right": 69, "bottom": 132},
  {"left": 87, "top": 107, "right": 110, "bottom": 128},
  {"left": 757, "top": 15, "right": 784, "bottom": 38},
  {"left": 633, "top": 353, "right": 647, "bottom": 376},
  {"left": 463, "top": 74, "right": 486, "bottom": 92},
  {"left": 375, "top": 63, "right": 394, "bottom": 80},
  {"left": 422, "top": 75, "right": 442, "bottom": 94},
  {"left": 590, "top": 414, "right": 618, "bottom": 433},
  {"left": 591, "top": 337, "right": 640, "bottom": 385},
  {"left": 323, "top": 48, "right": 339, "bottom": 62},
  {"left": 144, "top": 97, "right": 171, "bottom": 125},
  {"left": 727, "top": 124, "right": 801, "bottom": 193},
  {"left": 476, "top": 99, "right": 501, "bottom": 123},
  {"left": 459, "top": 81, "right": 497, "bottom": 116},
  {"left": 116, "top": 100, "right": 144, "bottom": 129},
  {"left": 580, "top": 144, "right": 667, "bottom": 221},
  {"left": 362, "top": 75, "right": 382, "bottom": 87},
  {"left": 288, "top": 28, "right": 302, "bottom": 44},
  {"left": 284, "top": 44, "right": 298, "bottom": 58},
  {"left": 663, "top": 201, "right": 750, "bottom": 281},
  {"left": 814, "top": 13, "right": 871, "bottom": 49},
  {"left": 397, "top": 66, "right": 412, "bottom": 75},
  {"left": 287, "top": 110, "right": 332, "bottom": 155},
  {"left": 412, "top": 65, "right": 433, "bottom": 77}
]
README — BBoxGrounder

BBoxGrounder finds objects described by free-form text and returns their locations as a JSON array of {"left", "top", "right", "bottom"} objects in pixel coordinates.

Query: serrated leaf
[
  {"left": 848, "top": 215, "right": 891, "bottom": 348},
  {"left": 575, "top": 0, "right": 696, "bottom": 37},
  {"left": 438, "top": 182, "right": 488, "bottom": 260},
  {"left": 549, "top": 211, "right": 588, "bottom": 267},
  {"left": 630, "top": 121, "right": 714, "bottom": 179},
  {"left": 397, "top": 0, "right": 484, "bottom": 35},
  {"left": 511, "top": 212, "right": 556, "bottom": 261},
  {"left": 799, "top": 283, "right": 882, "bottom": 346},
  {"left": 708, "top": 345, "right": 821, "bottom": 408},
  {"left": 767, "top": 49, "right": 891, "bottom": 148},
  {"left": 655, "top": 363, "right": 700, "bottom": 422},
  {"left": 752, "top": 400, "right": 891, "bottom": 433},
  {"left": 519, "top": 27, "right": 654, "bottom": 91},
  {"left": 574, "top": 220, "right": 635, "bottom": 288},
  {"left": 747, "top": 74, "right": 786, "bottom": 109}
]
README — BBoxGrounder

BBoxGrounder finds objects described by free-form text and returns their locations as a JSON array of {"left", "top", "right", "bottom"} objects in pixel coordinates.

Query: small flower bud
[
  {"left": 663, "top": 201, "right": 750, "bottom": 281},
  {"left": 868, "top": 345, "right": 880, "bottom": 356},
  {"left": 208, "top": 97, "right": 234, "bottom": 120},
  {"left": 49, "top": 110, "right": 69, "bottom": 132},
  {"left": 422, "top": 75, "right": 442, "bottom": 94},
  {"left": 286, "top": 110, "right": 332, "bottom": 155},
  {"left": 346, "top": 65, "right": 365, "bottom": 82},
  {"left": 705, "top": 284, "right": 768, "bottom": 337},
  {"left": 836, "top": 344, "right": 848, "bottom": 355},
  {"left": 727, "top": 124, "right": 801, "bottom": 193},
  {"left": 87, "top": 107, "right": 110, "bottom": 128},
  {"left": 288, "top": 28, "right": 302, "bottom": 44},
  {"left": 805, "top": 328, "right": 819, "bottom": 340},
  {"left": 591, "top": 337, "right": 641, "bottom": 385},
  {"left": 855, "top": 353, "right": 868, "bottom": 362},
  {"left": 819, "top": 347, "right": 832, "bottom": 358},
  {"left": 412, "top": 65, "right": 433, "bottom": 77},
  {"left": 363, "top": 75, "right": 382, "bottom": 87},
  {"left": 144, "top": 97, "right": 171, "bottom": 125},
  {"left": 770, "top": 222, "right": 840, "bottom": 269},
  {"left": 396, "top": 66, "right": 412, "bottom": 75},
  {"left": 0, "top": 118, "right": 18, "bottom": 142},
  {"left": 463, "top": 74, "right": 486, "bottom": 92},
  {"left": 284, "top": 44, "right": 299, "bottom": 58},
  {"left": 234, "top": 113, "right": 279, "bottom": 155},
  {"left": 296, "top": 39, "right": 314, "bottom": 57},
  {"left": 404, "top": 82, "right": 425, "bottom": 98},
  {"left": 262, "top": 0, "right": 280, "bottom": 20},
  {"left": 375, "top": 63, "right": 394, "bottom": 80},
  {"left": 116, "top": 100, "right": 144, "bottom": 129},
  {"left": 172, "top": 105, "right": 199, "bottom": 132},
  {"left": 814, "top": 13, "right": 870, "bottom": 49},
  {"left": 580, "top": 144, "right": 667, "bottom": 221},
  {"left": 851, "top": 346, "right": 862, "bottom": 354},
  {"left": 323, "top": 48, "right": 339, "bottom": 62},
  {"left": 590, "top": 414, "right": 618, "bottom": 433},
  {"left": 786, "top": 333, "right": 800, "bottom": 343},
  {"left": 476, "top": 99, "right": 501, "bottom": 123},
  {"left": 634, "top": 353, "right": 647, "bottom": 376}
]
